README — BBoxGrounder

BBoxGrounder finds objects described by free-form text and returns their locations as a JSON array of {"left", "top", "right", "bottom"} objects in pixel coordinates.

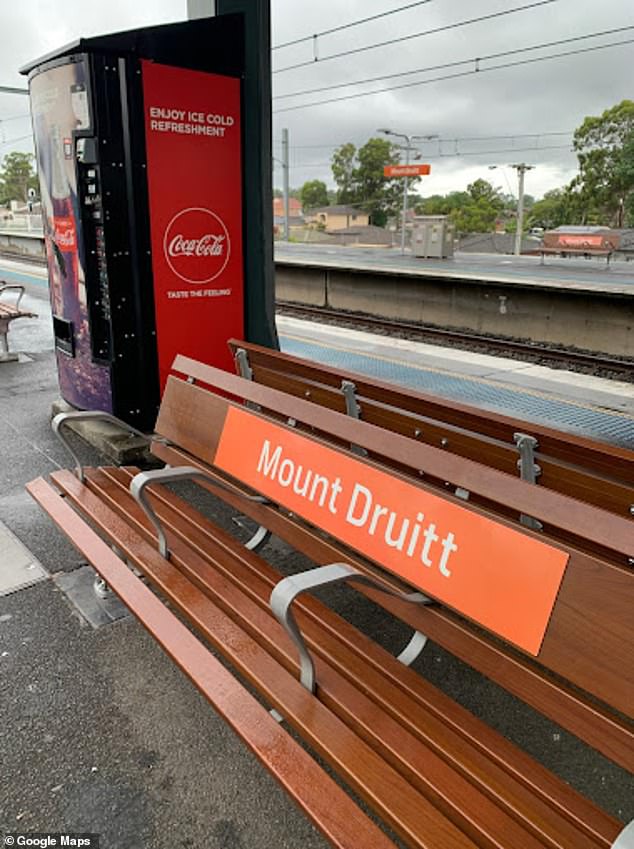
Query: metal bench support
[
  {"left": 234, "top": 347, "right": 261, "bottom": 413},
  {"left": 341, "top": 380, "right": 367, "bottom": 457},
  {"left": 270, "top": 563, "right": 433, "bottom": 693},
  {"left": 514, "top": 432, "right": 543, "bottom": 531},
  {"left": 131, "top": 466, "right": 271, "bottom": 559}
]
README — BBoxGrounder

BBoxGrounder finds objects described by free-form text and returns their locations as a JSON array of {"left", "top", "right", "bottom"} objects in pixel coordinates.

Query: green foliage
[
  {"left": 331, "top": 142, "right": 357, "bottom": 204},
  {"left": 414, "top": 180, "right": 504, "bottom": 235},
  {"left": 299, "top": 179, "right": 329, "bottom": 211},
  {"left": 330, "top": 137, "right": 419, "bottom": 226},
  {"left": 572, "top": 99, "right": 634, "bottom": 226},
  {"left": 0, "top": 151, "right": 38, "bottom": 205},
  {"left": 528, "top": 188, "right": 577, "bottom": 229}
]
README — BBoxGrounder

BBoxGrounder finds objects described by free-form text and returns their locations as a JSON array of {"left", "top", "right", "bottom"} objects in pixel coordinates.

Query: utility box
[{"left": 412, "top": 215, "right": 454, "bottom": 259}]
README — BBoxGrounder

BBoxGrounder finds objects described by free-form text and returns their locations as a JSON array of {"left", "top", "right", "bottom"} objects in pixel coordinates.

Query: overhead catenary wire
[
  {"left": 274, "top": 131, "right": 574, "bottom": 149},
  {"left": 273, "top": 37, "right": 634, "bottom": 113},
  {"left": 273, "top": 0, "right": 561, "bottom": 74},
  {"left": 273, "top": 0, "right": 435, "bottom": 50},
  {"left": 289, "top": 143, "right": 574, "bottom": 169},
  {"left": 274, "top": 25, "right": 634, "bottom": 100},
  {"left": 0, "top": 113, "right": 31, "bottom": 123},
  {"left": 0, "top": 134, "right": 33, "bottom": 148}
]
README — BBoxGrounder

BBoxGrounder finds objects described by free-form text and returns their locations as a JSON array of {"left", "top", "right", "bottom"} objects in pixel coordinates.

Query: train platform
[
  {"left": 1, "top": 265, "right": 632, "bottom": 847},
  {"left": 275, "top": 242, "right": 634, "bottom": 296},
  {"left": 277, "top": 315, "right": 634, "bottom": 450}
]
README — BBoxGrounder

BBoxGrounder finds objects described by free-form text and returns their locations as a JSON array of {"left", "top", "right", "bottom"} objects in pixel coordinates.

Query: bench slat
[
  {"left": 161, "top": 366, "right": 633, "bottom": 562},
  {"left": 151, "top": 438, "right": 634, "bottom": 775},
  {"left": 26, "top": 476, "right": 398, "bottom": 849},
  {"left": 95, "top": 464, "right": 622, "bottom": 849},
  {"left": 154, "top": 375, "right": 634, "bottom": 719},
  {"left": 47, "top": 470, "right": 481, "bottom": 849},
  {"left": 87, "top": 468, "right": 566, "bottom": 849},
  {"left": 243, "top": 362, "right": 634, "bottom": 519},
  {"left": 224, "top": 343, "right": 634, "bottom": 483}
]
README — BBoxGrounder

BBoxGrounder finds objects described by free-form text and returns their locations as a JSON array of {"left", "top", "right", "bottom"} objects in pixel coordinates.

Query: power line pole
[
  {"left": 510, "top": 163, "right": 534, "bottom": 256},
  {"left": 401, "top": 144, "right": 411, "bottom": 255},
  {"left": 282, "top": 127, "right": 290, "bottom": 241}
]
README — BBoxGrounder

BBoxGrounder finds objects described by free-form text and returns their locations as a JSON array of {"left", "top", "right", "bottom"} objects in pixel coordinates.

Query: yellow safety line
[{"left": 280, "top": 332, "right": 634, "bottom": 422}]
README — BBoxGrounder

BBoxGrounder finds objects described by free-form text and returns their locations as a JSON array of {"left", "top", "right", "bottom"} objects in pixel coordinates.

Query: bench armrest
[
  {"left": 52, "top": 411, "right": 157, "bottom": 482},
  {"left": 0, "top": 283, "right": 26, "bottom": 309},
  {"left": 270, "top": 563, "right": 433, "bottom": 694},
  {"left": 130, "top": 466, "right": 271, "bottom": 559}
]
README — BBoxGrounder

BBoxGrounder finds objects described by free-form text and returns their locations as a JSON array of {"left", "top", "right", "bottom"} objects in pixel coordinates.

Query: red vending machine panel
[{"left": 142, "top": 61, "right": 244, "bottom": 392}]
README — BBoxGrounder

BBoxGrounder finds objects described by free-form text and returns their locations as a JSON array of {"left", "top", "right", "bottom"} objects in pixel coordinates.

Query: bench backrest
[
  {"left": 227, "top": 339, "right": 634, "bottom": 522},
  {"left": 154, "top": 355, "right": 634, "bottom": 730}
]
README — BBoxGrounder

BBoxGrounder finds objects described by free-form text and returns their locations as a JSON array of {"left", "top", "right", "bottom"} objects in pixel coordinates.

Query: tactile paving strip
[{"left": 280, "top": 336, "right": 634, "bottom": 449}]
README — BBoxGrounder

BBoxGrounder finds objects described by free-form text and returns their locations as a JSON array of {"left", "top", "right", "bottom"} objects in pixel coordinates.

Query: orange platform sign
[
  {"left": 384, "top": 163, "right": 431, "bottom": 177},
  {"left": 213, "top": 407, "right": 569, "bottom": 656}
]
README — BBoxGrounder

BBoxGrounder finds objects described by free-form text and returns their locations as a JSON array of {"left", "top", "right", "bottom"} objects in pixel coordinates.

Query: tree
[
  {"left": 414, "top": 181, "right": 504, "bottom": 234},
  {"left": 353, "top": 138, "right": 404, "bottom": 226},
  {"left": 573, "top": 99, "right": 634, "bottom": 227},
  {"left": 450, "top": 180, "right": 504, "bottom": 234},
  {"left": 529, "top": 188, "right": 575, "bottom": 229},
  {"left": 331, "top": 143, "right": 357, "bottom": 204},
  {"left": 614, "top": 131, "right": 634, "bottom": 226},
  {"left": 330, "top": 137, "right": 417, "bottom": 226},
  {"left": 0, "top": 151, "right": 38, "bottom": 205},
  {"left": 299, "top": 179, "right": 329, "bottom": 211}
]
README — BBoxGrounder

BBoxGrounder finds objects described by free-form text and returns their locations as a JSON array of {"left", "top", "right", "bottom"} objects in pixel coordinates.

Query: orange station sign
[
  {"left": 384, "top": 163, "right": 431, "bottom": 177},
  {"left": 214, "top": 407, "right": 569, "bottom": 656}
]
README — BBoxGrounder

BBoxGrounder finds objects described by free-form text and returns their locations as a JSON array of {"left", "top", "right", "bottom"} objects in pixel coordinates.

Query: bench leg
[
  {"left": 0, "top": 328, "right": 18, "bottom": 363},
  {"left": 93, "top": 575, "right": 113, "bottom": 599},
  {"left": 270, "top": 563, "right": 432, "bottom": 693}
]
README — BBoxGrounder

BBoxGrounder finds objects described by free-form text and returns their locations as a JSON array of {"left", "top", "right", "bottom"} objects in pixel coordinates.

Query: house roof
[
  {"left": 308, "top": 205, "right": 365, "bottom": 215},
  {"left": 273, "top": 197, "right": 302, "bottom": 212}
]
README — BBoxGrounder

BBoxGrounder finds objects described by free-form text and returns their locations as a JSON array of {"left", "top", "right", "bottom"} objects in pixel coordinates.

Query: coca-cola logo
[
  {"left": 163, "top": 207, "right": 230, "bottom": 284},
  {"left": 53, "top": 216, "right": 76, "bottom": 249}
]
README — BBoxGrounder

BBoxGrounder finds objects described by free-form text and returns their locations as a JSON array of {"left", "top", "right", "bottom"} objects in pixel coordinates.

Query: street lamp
[{"left": 378, "top": 128, "right": 438, "bottom": 254}]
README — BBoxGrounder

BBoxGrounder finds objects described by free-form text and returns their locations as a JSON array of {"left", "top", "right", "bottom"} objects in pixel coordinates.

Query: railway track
[{"left": 277, "top": 301, "right": 634, "bottom": 380}]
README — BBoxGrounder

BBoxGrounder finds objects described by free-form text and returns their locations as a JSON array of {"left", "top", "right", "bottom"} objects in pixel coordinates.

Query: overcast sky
[{"left": 1, "top": 0, "right": 632, "bottom": 200}]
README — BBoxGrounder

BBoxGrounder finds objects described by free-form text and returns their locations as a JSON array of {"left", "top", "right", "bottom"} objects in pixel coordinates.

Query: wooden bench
[
  {"left": 27, "top": 355, "right": 634, "bottom": 849},
  {"left": 228, "top": 338, "right": 634, "bottom": 552},
  {"left": 539, "top": 247, "right": 612, "bottom": 265},
  {"left": 0, "top": 282, "right": 37, "bottom": 362}
]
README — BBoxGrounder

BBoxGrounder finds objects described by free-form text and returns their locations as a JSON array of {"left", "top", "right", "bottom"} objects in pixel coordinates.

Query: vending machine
[{"left": 22, "top": 12, "right": 275, "bottom": 430}]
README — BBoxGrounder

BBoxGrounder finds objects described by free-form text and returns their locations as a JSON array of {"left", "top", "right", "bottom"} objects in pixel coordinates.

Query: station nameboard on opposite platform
[{"left": 384, "top": 164, "right": 431, "bottom": 177}]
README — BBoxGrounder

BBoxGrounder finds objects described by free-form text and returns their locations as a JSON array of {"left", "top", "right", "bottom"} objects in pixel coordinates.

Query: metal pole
[
  {"left": 512, "top": 163, "right": 534, "bottom": 256},
  {"left": 0, "top": 85, "right": 28, "bottom": 95},
  {"left": 282, "top": 127, "right": 290, "bottom": 241},
  {"left": 401, "top": 137, "right": 410, "bottom": 255}
]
